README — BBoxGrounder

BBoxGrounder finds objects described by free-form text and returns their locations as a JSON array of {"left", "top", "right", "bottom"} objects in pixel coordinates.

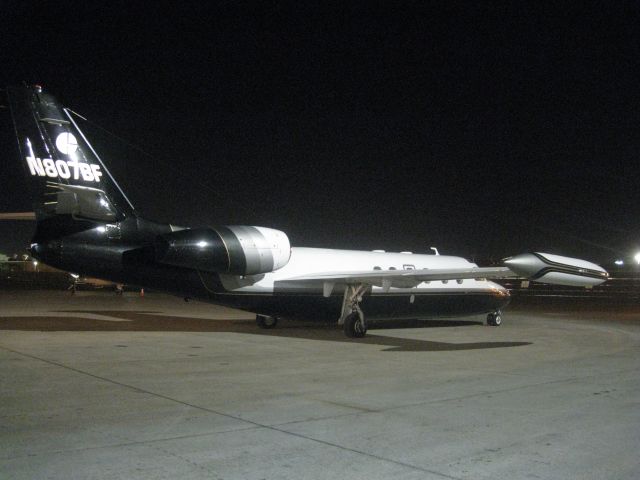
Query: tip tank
[{"left": 503, "top": 252, "right": 609, "bottom": 287}]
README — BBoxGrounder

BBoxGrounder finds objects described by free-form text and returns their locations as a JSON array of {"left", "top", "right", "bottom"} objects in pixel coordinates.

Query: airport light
[
  {"left": 635, "top": 252, "right": 640, "bottom": 265},
  {"left": 614, "top": 259, "right": 624, "bottom": 266}
]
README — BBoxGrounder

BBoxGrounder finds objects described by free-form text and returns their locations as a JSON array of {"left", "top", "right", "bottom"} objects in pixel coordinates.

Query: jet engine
[{"left": 155, "top": 226, "right": 291, "bottom": 276}]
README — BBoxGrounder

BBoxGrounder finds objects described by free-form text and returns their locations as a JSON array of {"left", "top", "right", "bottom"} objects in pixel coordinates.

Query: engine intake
[{"left": 155, "top": 226, "right": 291, "bottom": 275}]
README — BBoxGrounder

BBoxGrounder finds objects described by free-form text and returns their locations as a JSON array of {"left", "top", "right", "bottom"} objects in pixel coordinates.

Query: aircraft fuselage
[{"left": 30, "top": 216, "right": 510, "bottom": 322}]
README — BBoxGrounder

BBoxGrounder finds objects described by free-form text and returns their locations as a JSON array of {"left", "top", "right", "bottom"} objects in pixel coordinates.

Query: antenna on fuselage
[{"left": 430, "top": 247, "right": 440, "bottom": 255}]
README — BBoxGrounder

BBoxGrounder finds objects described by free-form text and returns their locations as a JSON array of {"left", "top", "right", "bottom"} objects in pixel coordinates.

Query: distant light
[
  {"left": 635, "top": 252, "right": 640, "bottom": 265},
  {"left": 97, "top": 226, "right": 106, "bottom": 233},
  {"left": 197, "top": 241, "right": 208, "bottom": 248},
  {"left": 614, "top": 259, "right": 624, "bottom": 266},
  {"left": 32, "top": 261, "right": 38, "bottom": 267}
]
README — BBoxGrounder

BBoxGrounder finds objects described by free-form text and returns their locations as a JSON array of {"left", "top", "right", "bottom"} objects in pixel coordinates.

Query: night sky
[{"left": 2, "top": 2, "right": 639, "bottom": 265}]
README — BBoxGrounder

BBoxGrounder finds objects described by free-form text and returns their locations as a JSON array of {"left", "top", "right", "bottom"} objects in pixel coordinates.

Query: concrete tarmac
[{"left": 0, "top": 290, "right": 639, "bottom": 480}]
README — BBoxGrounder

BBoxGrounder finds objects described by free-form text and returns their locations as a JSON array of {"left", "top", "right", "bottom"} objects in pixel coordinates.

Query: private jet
[{"left": 4, "top": 85, "right": 608, "bottom": 337}]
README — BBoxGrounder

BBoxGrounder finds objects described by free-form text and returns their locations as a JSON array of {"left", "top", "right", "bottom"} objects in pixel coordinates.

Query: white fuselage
[{"left": 220, "top": 247, "right": 508, "bottom": 295}]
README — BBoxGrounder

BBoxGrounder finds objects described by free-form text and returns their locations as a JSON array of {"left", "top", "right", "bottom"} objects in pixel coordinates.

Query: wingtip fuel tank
[{"left": 503, "top": 252, "right": 608, "bottom": 287}]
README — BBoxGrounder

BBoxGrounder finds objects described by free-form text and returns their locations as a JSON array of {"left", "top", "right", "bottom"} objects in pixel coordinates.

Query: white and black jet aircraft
[{"left": 4, "top": 85, "right": 609, "bottom": 337}]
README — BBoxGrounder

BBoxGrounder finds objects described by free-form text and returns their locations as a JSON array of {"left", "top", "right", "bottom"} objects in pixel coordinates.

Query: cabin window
[
  {"left": 442, "top": 279, "right": 448, "bottom": 284},
  {"left": 373, "top": 266, "right": 381, "bottom": 270},
  {"left": 389, "top": 266, "right": 397, "bottom": 270}
]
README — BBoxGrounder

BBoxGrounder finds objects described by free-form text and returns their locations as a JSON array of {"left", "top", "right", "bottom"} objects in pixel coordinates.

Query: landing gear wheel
[
  {"left": 343, "top": 312, "right": 367, "bottom": 338},
  {"left": 487, "top": 311, "right": 502, "bottom": 326},
  {"left": 256, "top": 315, "right": 278, "bottom": 329}
]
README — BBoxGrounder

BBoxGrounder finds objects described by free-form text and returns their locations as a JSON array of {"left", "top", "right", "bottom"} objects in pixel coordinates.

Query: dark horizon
[{"left": 2, "top": 2, "right": 639, "bottom": 265}]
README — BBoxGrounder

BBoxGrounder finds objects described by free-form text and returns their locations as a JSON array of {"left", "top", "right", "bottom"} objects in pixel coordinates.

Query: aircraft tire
[
  {"left": 256, "top": 315, "right": 278, "bottom": 329},
  {"left": 487, "top": 311, "right": 502, "bottom": 326},
  {"left": 344, "top": 312, "right": 367, "bottom": 338}
]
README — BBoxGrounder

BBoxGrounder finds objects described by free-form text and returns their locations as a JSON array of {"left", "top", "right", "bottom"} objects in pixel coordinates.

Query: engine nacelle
[
  {"left": 503, "top": 252, "right": 608, "bottom": 287},
  {"left": 155, "top": 226, "right": 291, "bottom": 275}
]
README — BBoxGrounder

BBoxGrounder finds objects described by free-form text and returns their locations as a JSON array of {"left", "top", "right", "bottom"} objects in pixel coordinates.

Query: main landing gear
[
  {"left": 486, "top": 310, "right": 502, "bottom": 326},
  {"left": 340, "top": 284, "right": 368, "bottom": 338},
  {"left": 256, "top": 314, "right": 278, "bottom": 329},
  {"left": 343, "top": 311, "right": 367, "bottom": 338}
]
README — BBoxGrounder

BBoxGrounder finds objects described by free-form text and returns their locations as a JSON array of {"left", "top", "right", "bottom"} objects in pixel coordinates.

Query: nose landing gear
[{"left": 486, "top": 310, "right": 502, "bottom": 326}]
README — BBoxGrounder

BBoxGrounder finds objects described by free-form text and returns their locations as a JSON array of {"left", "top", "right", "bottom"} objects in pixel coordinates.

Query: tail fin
[{"left": 6, "top": 85, "right": 135, "bottom": 223}]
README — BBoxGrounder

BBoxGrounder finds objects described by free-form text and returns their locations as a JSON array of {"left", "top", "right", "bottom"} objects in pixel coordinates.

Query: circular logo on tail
[{"left": 55, "top": 132, "right": 78, "bottom": 155}]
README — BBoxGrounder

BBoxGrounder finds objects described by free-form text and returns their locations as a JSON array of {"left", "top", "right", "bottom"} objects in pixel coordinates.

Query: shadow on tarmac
[{"left": 0, "top": 310, "right": 531, "bottom": 352}]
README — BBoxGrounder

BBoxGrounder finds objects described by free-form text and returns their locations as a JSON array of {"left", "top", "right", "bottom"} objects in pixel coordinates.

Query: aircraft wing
[
  {"left": 284, "top": 267, "right": 515, "bottom": 293},
  {"left": 281, "top": 252, "right": 608, "bottom": 296}
]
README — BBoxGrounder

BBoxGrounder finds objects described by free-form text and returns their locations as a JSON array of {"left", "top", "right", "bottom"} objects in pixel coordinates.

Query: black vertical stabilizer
[{"left": 6, "top": 85, "right": 136, "bottom": 226}]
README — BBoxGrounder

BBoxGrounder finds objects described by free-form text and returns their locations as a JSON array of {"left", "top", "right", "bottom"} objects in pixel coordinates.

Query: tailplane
[{"left": 6, "top": 85, "right": 135, "bottom": 224}]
